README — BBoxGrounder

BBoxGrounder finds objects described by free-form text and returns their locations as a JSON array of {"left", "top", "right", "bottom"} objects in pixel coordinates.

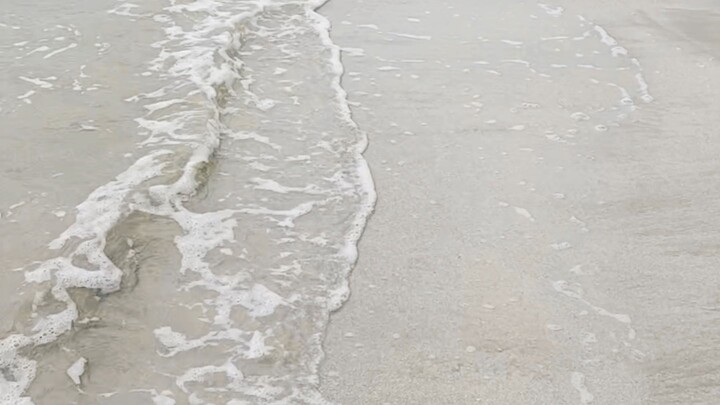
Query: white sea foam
[
  {"left": 18, "top": 76, "right": 55, "bottom": 89},
  {"left": 538, "top": 3, "right": 564, "bottom": 17},
  {"left": 388, "top": 31, "right": 431, "bottom": 41},
  {"left": 43, "top": 42, "right": 78, "bottom": 59},
  {"left": 66, "top": 357, "right": 87, "bottom": 385},
  {"left": 501, "top": 39, "right": 523, "bottom": 46},
  {"left": 310, "top": 0, "right": 377, "bottom": 309},
  {"left": 513, "top": 207, "right": 535, "bottom": 222},
  {"left": 553, "top": 280, "right": 632, "bottom": 324},
  {"left": 571, "top": 372, "right": 595, "bottom": 404},
  {"left": 579, "top": 15, "right": 653, "bottom": 105},
  {"left": 1, "top": 0, "right": 375, "bottom": 403}
]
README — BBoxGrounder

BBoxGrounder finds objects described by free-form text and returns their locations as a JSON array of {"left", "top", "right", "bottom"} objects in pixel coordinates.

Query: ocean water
[{"left": 0, "top": 0, "right": 374, "bottom": 403}]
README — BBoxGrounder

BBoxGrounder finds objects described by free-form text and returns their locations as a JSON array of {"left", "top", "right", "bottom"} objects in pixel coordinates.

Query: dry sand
[{"left": 319, "top": 0, "right": 720, "bottom": 403}]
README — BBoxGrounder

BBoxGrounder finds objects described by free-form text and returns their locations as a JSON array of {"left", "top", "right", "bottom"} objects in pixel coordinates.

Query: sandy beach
[
  {"left": 319, "top": 0, "right": 720, "bottom": 404},
  {"left": 2, "top": 0, "right": 720, "bottom": 403}
]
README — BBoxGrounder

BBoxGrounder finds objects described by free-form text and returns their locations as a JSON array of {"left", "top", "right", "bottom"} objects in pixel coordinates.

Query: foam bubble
[{"left": 3, "top": 1, "right": 376, "bottom": 403}]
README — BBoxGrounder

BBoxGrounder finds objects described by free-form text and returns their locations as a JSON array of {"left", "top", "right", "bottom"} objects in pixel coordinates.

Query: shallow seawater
[{"left": 0, "top": 0, "right": 374, "bottom": 403}]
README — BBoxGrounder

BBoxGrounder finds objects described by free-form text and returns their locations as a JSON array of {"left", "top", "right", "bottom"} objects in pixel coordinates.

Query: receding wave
[{"left": 0, "top": 0, "right": 375, "bottom": 403}]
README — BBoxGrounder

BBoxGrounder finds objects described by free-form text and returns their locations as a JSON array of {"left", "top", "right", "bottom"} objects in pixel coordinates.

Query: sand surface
[
  {"left": 2, "top": 0, "right": 720, "bottom": 403},
  {"left": 320, "top": 0, "right": 720, "bottom": 404}
]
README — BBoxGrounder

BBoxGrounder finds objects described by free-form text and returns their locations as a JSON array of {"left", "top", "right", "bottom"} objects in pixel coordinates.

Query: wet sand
[
  {"left": 3, "top": 0, "right": 720, "bottom": 403},
  {"left": 320, "top": 0, "right": 720, "bottom": 404},
  {"left": 2, "top": 1, "right": 373, "bottom": 403}
]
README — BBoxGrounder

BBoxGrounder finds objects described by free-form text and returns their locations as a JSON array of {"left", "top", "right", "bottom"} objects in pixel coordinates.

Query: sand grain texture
[{"left": 320, "top": 0, "right": 720, "bottom": 403}]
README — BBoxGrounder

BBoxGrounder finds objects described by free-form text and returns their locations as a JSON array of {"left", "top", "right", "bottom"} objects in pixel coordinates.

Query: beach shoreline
[{"left": 319, "top": 0, "right": 720, "bottom": 403}]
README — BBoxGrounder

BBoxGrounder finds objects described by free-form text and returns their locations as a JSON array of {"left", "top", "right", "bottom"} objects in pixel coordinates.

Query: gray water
[{"left": 0, "top": 0, "right": 373, "bottom": 403}]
